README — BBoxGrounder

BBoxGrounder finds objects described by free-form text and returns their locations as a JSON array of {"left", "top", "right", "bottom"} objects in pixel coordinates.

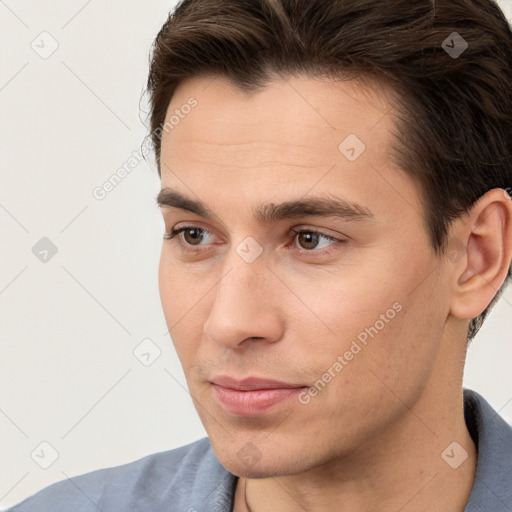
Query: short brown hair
[{"left": 146, "top": 0, "right": 512, "bottom": 341}]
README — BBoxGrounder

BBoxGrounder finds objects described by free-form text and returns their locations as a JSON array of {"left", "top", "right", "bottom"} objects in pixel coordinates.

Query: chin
[{"left": 211, "top": 438, "right": 316, "bottom": 479}]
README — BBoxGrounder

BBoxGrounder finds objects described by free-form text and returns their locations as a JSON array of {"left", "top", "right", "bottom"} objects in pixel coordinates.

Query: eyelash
[{"left": 163, "top": 226, "right": 345, "bottom": 257}]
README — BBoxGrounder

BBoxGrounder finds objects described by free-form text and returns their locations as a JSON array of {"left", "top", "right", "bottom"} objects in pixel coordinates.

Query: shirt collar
[{"left": 463, "top": 388, "right": 512, "bottom": 510}]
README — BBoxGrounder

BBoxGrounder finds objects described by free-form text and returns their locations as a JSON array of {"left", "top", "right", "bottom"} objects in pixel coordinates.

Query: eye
[
  {"left": 164, "top": 226, "right": 345, "bottom": 257},
  {"left": 163, "top": 226, "right": 215, "bottom": 249},
  {"left": 291, "top": 229, "right": 341, "bottom": 255}
]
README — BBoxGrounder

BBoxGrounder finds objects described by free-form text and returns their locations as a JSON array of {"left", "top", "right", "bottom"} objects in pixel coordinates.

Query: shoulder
[
  {"left": 7, "top": 437, "right": 236, "bottom": 512},
  {"left": 463, "top": 388, "right": 512, "bottom": 510}
]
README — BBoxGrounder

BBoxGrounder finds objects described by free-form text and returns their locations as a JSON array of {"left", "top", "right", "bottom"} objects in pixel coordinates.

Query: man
[{"left": 9, "top": 0, "right": 512, "bottom": 510}]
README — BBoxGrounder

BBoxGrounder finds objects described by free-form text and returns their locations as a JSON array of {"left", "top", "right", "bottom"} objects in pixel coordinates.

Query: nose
[{"left": 203, "top": 256, "right": 284, "bottom": 349}]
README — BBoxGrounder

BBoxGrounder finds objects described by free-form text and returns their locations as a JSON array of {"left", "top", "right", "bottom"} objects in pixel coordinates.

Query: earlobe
[{"left": 450, "top": 189, "right": 512, "bottom": 320}]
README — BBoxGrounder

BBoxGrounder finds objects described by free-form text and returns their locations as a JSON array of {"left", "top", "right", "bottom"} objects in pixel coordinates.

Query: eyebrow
[{"left": 156, "top": 187, "right": 375, "bottom": 223}]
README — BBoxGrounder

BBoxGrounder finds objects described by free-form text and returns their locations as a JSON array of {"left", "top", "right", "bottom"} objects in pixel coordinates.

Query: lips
[
  {"left": 209, "top": 375, "right": 308, "bottom": 415},
  {"left": 210, "top": 375, "right": 305, "bottom": 390}
]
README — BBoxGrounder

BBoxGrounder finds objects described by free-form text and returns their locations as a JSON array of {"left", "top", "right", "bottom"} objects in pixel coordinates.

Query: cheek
[
  {"left": 158, "top": 252, "right": 176, "bottom": 321},
  {"left": 299, "top": 298, "right": 442, "bottom": 453},
  {"left": 301, "top": 259, "right": 444, "bottom": 392},
  {"left": 158, "top": 252, "right": 200, "bottom": 362},
  {"left": 292, "top": 268, "right": 402, "bottom": 347},
  {"left": 158, "top": 250, "right": 201, "bottom": 324},
  {"left": 335, "top": 281, "right": 443, "bottom": 404}
]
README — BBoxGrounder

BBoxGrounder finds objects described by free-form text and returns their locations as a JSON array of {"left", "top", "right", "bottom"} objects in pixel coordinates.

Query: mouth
[{"left": 209, "top": 375, "right": 308, "bottom": 416}]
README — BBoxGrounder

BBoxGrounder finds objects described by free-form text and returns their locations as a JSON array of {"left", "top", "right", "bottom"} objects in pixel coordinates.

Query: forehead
[
  {"left": 158, "top": 74, "right": 420, "bottom": 231},
  {"left": 163, "top": 73, "right": 398, "bottom": 166}
]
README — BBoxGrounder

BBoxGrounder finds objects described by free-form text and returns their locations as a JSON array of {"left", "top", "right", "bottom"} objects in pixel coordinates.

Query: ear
[{"left": 449, "top": 188, "right": 512, "bottom": 321}]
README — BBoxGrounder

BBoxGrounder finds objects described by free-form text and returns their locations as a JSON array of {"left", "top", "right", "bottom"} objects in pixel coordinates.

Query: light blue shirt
[{"left": 7, "top": 389, "right": 512, "bottom": 511}]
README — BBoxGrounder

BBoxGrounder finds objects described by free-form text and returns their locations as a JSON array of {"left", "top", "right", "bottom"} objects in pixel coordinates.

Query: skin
[{"left": 157, "top": 74, "right": 512, "bottom": 512}]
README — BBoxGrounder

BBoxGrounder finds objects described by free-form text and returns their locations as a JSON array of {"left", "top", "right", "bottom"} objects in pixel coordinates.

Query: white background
[{"left": 1, "top": 0, "right": 511, "bottom": 509}]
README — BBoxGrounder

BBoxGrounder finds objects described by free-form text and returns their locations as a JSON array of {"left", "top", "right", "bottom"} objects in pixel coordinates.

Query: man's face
[{"left": 158, "top": 75, "right": 451, "bottom": 477}]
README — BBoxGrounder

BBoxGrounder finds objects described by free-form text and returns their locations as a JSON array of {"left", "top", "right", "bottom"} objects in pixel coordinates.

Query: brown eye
[
  {"left": 182, "top": 228, "right": 205, "bottom": 245},
  {"left": 164, "top": 226, "right": 214, "bottom": 249},
  {"left": 296, "top": 231, "right": 321, "bottom": 250},
  {"left": 291, "top": 229, "right": 343, "bottom": 256}
]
